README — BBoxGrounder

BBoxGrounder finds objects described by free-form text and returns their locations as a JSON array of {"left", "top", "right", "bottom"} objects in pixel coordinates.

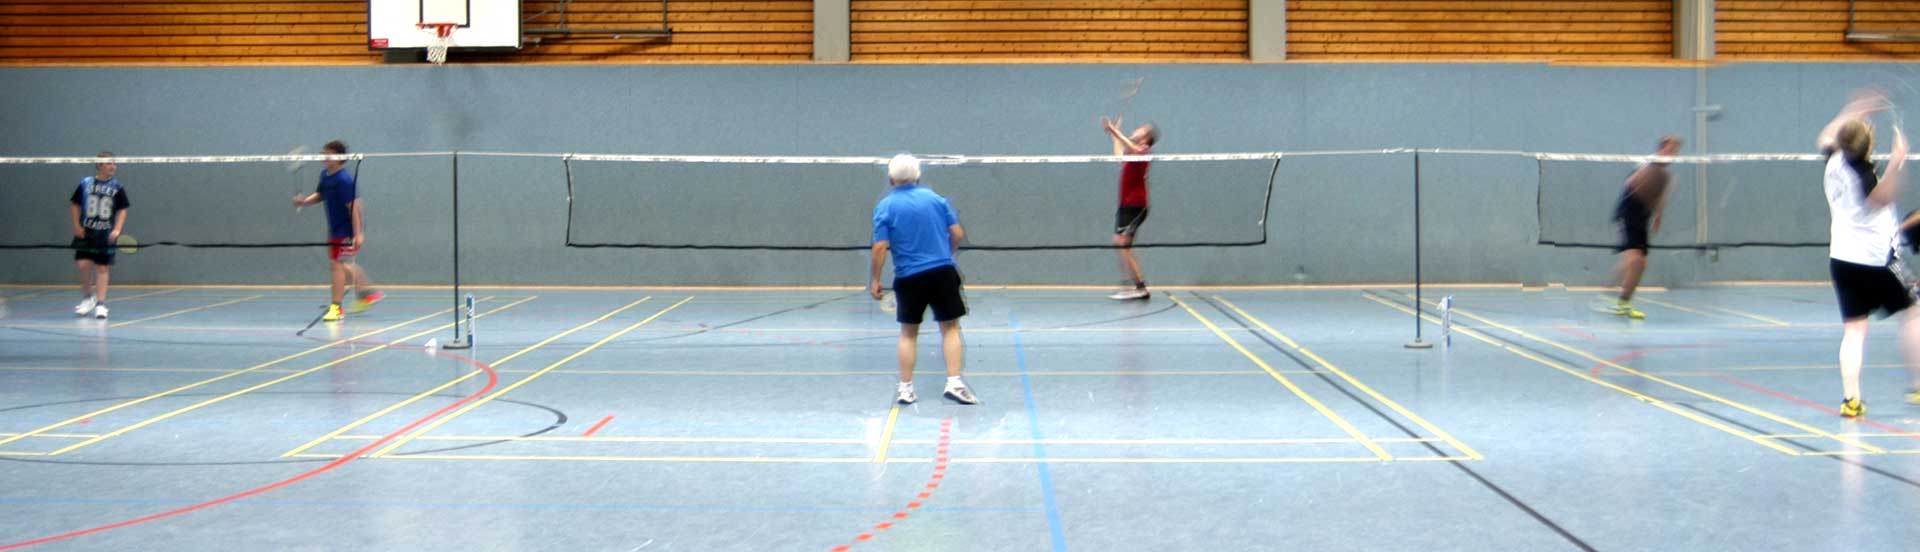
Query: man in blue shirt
[
  {"left": 293, "top": 140, "right": 382, "bottom": 322},
  {"left": 869, "top": 154, "right": 978, "bottom": 405},
  {"left": 69, "top": 151, "right": 129, "bottom": 319}
]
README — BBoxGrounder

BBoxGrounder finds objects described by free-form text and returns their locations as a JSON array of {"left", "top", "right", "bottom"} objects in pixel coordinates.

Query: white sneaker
[
  {"left": 943, "top": 383, "right": 980, "bottom": 405},
  {"left": 1107, "top": 289, "right": 1151, "bottom": 301},
  {"left": 92, "top": 304, "right": 108, "bottom": 319},
  {"left": 74, "top": 297, "right": 97, "bottom": 316},
  {"left": 895, "top": 386, "right": 917, "bottom": 404}
]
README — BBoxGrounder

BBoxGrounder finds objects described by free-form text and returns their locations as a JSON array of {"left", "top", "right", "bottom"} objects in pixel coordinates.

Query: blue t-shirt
[
  {"left": 872, "top": 184, "right": 959, "bottom": 279},
  {"left": 70, "top": 177, "right": 129, "bottom": 232},
  {"left": 317, "top": 167, "right": 357, "bottom": 239}
]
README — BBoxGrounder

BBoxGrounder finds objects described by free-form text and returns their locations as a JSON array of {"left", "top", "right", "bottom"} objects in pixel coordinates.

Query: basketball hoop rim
[{"left": 418, "top": 22, "right": 458, "bottom": 38}]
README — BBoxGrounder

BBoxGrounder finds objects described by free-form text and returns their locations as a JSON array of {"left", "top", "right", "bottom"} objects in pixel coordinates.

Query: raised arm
[
  {"left": 1870, "top": 127, "right": 1909, "bottom": 209},
  {"left": 1820, "top": 91, "right": 1888, "bottom": 151}
]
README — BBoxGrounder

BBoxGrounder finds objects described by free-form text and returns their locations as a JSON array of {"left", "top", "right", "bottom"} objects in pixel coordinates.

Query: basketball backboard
[{"left": 369, "top": 0, "right": 521, "bottom": 50}]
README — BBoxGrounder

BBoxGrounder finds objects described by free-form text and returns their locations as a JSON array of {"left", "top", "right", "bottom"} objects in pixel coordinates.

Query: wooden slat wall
[
  {"left": 0, "top": 1, "right": 811, "bottom": 65},
  {"left": 1288, "top": 1, "right": 1674, "bottom": 61},
  {"left": 849, "top": 0, "right": 1249, "bottom": 62},
  {"left": 1718, "top": 1, "right": 1920, "bottom": 59},
  {"left": 482, "top": 1, "right": 811, "bottom": 62}
]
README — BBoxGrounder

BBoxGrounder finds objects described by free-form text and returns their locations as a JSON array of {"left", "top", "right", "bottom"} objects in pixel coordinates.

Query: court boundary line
[
  {"left": 107, "top": 295, "right": 261, "bottom": 328},
  {"left": 1168, "top": 294, "right": 1390, "bottom": 460},
  {"left": 281, "top": 295, "right": 657, "bottom": 458},
  {"left": 1210, "top": 295, "right": 1483, "bottom": 460},
  {"left": 0, "top": 304, "right": 459, "bottom": 450},
  {"left": 1361, "top": 292, "right": 1804, "bottom": 456},
  {"left": 1405, "top": 292, "right": 1881, "bottom": 453},
  {"left": 369, "top": 296, "right": 694, "bottom": 458},
  {"left": 42, "top": 297, "right": 532, "bottom": 456}
]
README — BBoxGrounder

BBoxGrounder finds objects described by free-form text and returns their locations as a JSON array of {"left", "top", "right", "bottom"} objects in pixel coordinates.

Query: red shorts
[{"left": 328, "top": 237, "right": 358, "bottom": 261}]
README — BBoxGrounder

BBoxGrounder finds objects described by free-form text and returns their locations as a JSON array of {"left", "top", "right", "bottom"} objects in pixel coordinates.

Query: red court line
[
  {"left": 1713, "top": 373, "right": 1920, "bottom": 442},
  {"left": 830, "top": 418, "right": 954, "bottom": 552},
  {"left": 0, "top": 341, "right": 500, "bottom": 550},
  {"left": 1554, "top": 325, "right": 1599, "bottom": 342},
  {"left": 1590, "top": 348, "right": 1664, "bottom": 377},
  {"left": 582, "top": 415, "right": 615, "bottom": 437}
]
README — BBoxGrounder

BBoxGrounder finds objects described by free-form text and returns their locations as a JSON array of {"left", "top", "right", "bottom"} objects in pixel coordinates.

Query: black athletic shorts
[
  {"left": 1115, "top": 206, "right": 1149, "bottom": 237},
  {"left": 1831, "top": 257, "right": 1913, "bottom": 320},
  {"left": 1614, "top": 196, "right": 1650, "bottom": 253},
  {"left": 893, "top": 265, "right": 967, "bottom": 325},
  {"left": 71, "top": 231, "right": 114, "bottom": 266}
]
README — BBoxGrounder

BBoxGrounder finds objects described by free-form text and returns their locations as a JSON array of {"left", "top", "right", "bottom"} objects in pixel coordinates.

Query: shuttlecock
[{"left": 423, "top": 338, "right": 439, "bottom": 354}]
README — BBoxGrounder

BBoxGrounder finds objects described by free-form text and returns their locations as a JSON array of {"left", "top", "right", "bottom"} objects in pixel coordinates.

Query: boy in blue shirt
[
  {"left": 293, "top": 140, "right": 383, "bottom": 321},
  {"left": 869, "top": 154, "right": 978, "bottom": 405},
  {"left": 69, "top": 151, "right": 129, "bottom": 319}
]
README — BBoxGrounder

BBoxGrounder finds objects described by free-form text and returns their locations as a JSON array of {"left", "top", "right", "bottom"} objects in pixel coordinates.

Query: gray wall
[{"left": 0, "top": 63, "right": 1905, "bottom": 286}]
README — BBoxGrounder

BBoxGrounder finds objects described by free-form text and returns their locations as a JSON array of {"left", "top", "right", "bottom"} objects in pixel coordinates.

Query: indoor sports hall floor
[{"left": 2, "top": 284, "right": 1919, "bottom": 550}]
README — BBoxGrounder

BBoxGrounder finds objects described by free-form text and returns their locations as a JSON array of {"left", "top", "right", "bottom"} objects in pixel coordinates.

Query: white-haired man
[{"left": 869, "top": 154, "right": 978, "bottom": 405}]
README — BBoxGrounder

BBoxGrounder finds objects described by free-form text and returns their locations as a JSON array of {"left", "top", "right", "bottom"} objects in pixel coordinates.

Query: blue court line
[
  {"left": 1009, "top": 311, "right": 1070, "bottom": 552},
  {"left": 0, "top": 496, "right": 1040, "bottom": 514}
]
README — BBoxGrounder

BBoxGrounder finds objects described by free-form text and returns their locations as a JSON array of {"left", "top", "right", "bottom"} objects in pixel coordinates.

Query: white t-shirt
[{"left": 1826, "top": 151, "right": 1897, "bottom": 266}]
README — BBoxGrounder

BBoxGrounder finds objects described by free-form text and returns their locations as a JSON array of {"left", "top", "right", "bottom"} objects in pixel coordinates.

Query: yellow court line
[
  {"left": 0, "top": 366, "right": 252, "bottom": 374},
  {"left": 1632, "top": 297, "right": 1724, "bottom": 319},
  {"left": 1362, "top": 294, "right": 1804, "bottom": 456},
  {"left": 108, "top": 295, "right": 262, "bottom": 328},
  {"left": 369, "top": 296, "right": 695, "bottom": 458},
  {"left": 873, "top": 405, "right": 902, "bottom": 463},
  {"left": 324, "top": 435, "right": 1441, "bottom": 446},
  {"left": 1213, "top": 295, "right": 1484, "bottom": 461},
  {"left": 281, "top": 295, "right": 650, "bottom": 458},
  {"left": 333, "top": 435, "right": 870, "bottom": 444},
  {"left": 1168, "top": 294, "right": 1390, "bottom": 461},
  {"left": 336, "top": 453, "right": 874, "bottom": 464},
  {"left": 940, "top": 457, "right": 1392, "bottom": 464},
  {"left": 1637, "top": 296, "right": 1790, "bottom": 327},
  {"left": 296, "top": 452, "right": 1407, "bottom": 464},
  {"left": 43, "top": 297, "right": 533, "bottom": 456},
  {"left": 100, "top": 288, "right": 185, "bottom": 302},
  {"left": 0, "top": 433, "right": 102, "bottom": 439},
  {"left": 1410, "top": 293, "right": 1880, "bottom": 453},
  {"left": 1762, "top": 433, "right": 1920, "bottom": 440},
  {"left": 0, "top": 304, "right": 459, "bottom": 449},
  {"left": 501, "top": 369, "right": 1288, "bottom": 377},
  {"left": 0, "top": 451, "right": 48, "bottom": 456}
]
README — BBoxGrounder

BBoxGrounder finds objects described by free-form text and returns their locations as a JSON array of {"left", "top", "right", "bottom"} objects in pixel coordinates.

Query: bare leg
[
  {"left": 1614, "top": 249, "right": 1647, "bottom": 301},
  {"left": 1114, "top": 234, "right": 1143, "bottom": 287},
  {"left": 940, "top": 319, "right": 964, "bottom": 377},
  {"left": 897, "top": 323, "right": 919, "bottom": 383},
  {"left": 1903, "top": 308, "right": 1920, "bottom": 392},
  {"left": 346, "top": 262, "right": 376, "bottom": 298},
  {"left": 93, "top": 266, "right": 109, "bottom": 303},
  {"left": 75, "top": 259, "right": 95, "bottom": 299},
  {"left": 1841, "top": 317, "right": 1869, "bottom": 400},
  {"left": 330, "top": 260, "right": 348, "bottom": 306}
]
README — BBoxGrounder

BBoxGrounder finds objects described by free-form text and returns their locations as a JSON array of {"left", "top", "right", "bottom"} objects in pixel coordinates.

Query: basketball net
[{"left": 420, "top": 23, "right": 455, "bottom": 65}]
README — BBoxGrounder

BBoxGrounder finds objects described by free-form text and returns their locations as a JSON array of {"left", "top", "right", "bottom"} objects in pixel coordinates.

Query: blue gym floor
[{"left": 2, "top": 284, "right": 1919, "bottom": 550}]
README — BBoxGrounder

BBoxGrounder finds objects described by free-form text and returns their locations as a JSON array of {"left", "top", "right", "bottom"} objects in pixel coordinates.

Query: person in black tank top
[{"left": 1605, "top": 136, "right": 1680, "bottom": 319}]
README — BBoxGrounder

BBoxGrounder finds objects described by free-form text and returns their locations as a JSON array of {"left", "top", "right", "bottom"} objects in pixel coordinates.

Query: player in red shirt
[{"left": 1101, "top": 117, "right": 1159, "bottom": 300}]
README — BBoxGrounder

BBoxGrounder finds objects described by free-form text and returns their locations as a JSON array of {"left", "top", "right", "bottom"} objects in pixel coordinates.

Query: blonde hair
[
  {"left": 1837, "top": 119, "right": 1874, "bottom": 160},
  {"left": 888, "top": 153, "right": 921, "bottom": 183}
]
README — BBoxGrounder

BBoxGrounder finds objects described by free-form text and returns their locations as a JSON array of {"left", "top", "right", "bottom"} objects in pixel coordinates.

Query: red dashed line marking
[
  {"left": 830, "top": 418, "right": 954, "bottom": 551},
  {"left": 581, "top": 415, "right": 614, "bottom": 437}
]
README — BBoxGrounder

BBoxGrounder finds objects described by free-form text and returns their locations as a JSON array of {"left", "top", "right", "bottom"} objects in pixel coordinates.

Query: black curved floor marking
[
  {"left": 1, "top": 325, "right": 316, "bottom": 349},
  {"left": 622, "top": 292, "right": 862, "bottom": 344},
  {"left": 0, "top": 391, "right": 566, "bottom": 466}
]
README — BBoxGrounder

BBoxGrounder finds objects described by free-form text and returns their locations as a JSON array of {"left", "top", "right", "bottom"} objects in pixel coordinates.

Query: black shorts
[
  {"left": 1831, "top": 258, "right": 1913, "bottom": 320},
  {"left": 893, "top": 265, "right": 967, "bottom": 325},
  {"left": 1115, "top": 206, "right": 1149, "bottom": 236},
  {"left": 1615, "top": 220, "right": 1649, "bottom": 253},
  {"left": 71, "top": 232, "right": 114, "bottom": 266}
]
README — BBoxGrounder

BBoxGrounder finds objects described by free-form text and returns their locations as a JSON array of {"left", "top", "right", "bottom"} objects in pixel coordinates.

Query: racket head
[
  {"left": 285, "top": 145, "right": 311, "bottom": 174},
  {"left": 115, "top": 234, "right": 138, "bottom": 254}
]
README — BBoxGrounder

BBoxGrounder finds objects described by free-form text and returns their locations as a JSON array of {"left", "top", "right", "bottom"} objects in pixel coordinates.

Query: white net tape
[{"left": 0, "top": 149, "right": 1915, "bottom": 166}]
